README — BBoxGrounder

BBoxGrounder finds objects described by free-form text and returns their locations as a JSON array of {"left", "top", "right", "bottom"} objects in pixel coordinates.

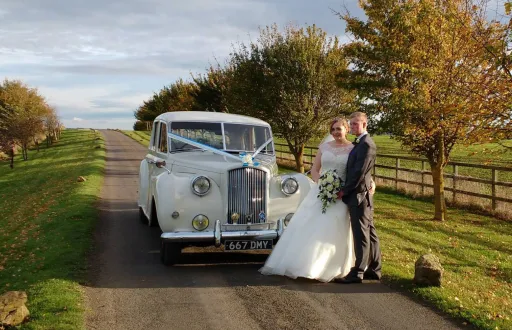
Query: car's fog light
[
  {"left": 284, "top": 213, "right": 294, "bottom": 226},
  {"left": 192, "top": 214, "right": 209, "bottom": 231},
  {"left": 281, "top": 177, "right": 299, "bottom": 195}
]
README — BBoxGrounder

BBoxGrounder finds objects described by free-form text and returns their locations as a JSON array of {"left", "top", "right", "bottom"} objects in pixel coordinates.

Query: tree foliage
[
  {"left": 0, "top": 79, "right": 58, "bottom": 166},
  {"left": 228, "top": 23, "right": 356, "bottom": 172},
  {"left": 190, "top": 62, "right": 233, "bottom": 113},
  {"left": 337, "top": 0, "right": 512, "bottom": 220},
  {"left": 133, "top": 79, "right": 198, "bottom": 128},
  {"left": 43, "top": 106, "right": 62, "bottom": 147}
]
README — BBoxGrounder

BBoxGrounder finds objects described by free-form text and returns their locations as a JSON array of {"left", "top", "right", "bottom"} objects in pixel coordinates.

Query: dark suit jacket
[{"left": 342, "top": 134, "right": 376, "bottom": 206}]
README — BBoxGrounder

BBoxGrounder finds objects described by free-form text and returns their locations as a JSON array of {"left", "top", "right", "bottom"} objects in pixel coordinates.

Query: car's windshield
[
  {"left": 224, "top": 123, "right": 273, "bottom": 154},
  {"left": 168, "top": 121, "right": 274, "bottom": 154}
]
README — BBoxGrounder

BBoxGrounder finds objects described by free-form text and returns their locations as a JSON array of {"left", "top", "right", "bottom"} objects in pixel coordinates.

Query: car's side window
[
  {"left": 150, "top": 122, "right": 159, "bottom": 151},
  {"left": 158, "top": 122, "right": 168, "bottom": 153}
]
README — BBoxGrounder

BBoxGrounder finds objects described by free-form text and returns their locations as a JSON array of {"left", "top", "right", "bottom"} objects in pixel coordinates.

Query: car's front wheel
[
  {"left": 160, "top": 241, "right": 181, "bottom": 266},
  {"left": 139, "top": 207, "right": 148, "bottom": 224}
]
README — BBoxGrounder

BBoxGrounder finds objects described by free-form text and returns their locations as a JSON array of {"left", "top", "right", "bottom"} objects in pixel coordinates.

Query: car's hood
[{"left": 170, "top": 151, "right": 276, "bottom": 174}]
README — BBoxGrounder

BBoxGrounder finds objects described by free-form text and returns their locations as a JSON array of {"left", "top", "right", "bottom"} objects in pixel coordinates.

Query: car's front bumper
[{"left": 160, "top": 219, "right": 284, "bottom": 247}]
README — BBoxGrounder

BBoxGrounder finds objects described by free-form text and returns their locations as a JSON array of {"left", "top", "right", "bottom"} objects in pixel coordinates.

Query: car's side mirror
[
  {"left": 147, "top": 159, "right": 171, "bottom": 174},
  {"left": 156, "top": 160, "right": 171, "bottom": 174}
]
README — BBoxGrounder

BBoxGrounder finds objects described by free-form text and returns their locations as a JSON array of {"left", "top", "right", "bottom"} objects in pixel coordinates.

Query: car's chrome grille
[{"left": 228, "top": 167, "right": 267, "bottom": 224}]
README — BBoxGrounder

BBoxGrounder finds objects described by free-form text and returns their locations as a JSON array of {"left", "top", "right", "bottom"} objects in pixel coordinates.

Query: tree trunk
[
  {"left": 22, "top": 143, "right": 28, "bottom": 160},
  {"left": 284, "top": 139, "right": 306, "bottom": 173},
  {"left": 292, "top": 144, "right": 305, "bottom": 173},
  {"left": 430, "top": 163, "right": 446, "bottom": 221},
  {"left": 9, "top": 146, "right": 14, "bottom": 169}
]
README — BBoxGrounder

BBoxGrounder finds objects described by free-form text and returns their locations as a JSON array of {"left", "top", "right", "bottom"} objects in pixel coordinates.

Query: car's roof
[{"left": 155, "top": 111, "right": 270, "bottom": 126}]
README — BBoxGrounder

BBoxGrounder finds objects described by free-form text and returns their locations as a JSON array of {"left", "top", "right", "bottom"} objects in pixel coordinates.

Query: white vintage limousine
[{"left": 137, "top": 111, "right": 314, "bottom": 265}]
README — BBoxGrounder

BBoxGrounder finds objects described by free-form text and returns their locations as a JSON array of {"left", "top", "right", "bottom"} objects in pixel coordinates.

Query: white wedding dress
[{"left": 259, "top": 142, "right": 355, "bottom": 282}]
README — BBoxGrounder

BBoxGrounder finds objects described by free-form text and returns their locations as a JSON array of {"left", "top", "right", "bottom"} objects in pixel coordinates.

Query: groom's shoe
[
  {"left": 333, "top": 276, "right": 363, "bottom": 284},
  {"left": 363, "top": 271, "right": 381, "bottom": 281}
]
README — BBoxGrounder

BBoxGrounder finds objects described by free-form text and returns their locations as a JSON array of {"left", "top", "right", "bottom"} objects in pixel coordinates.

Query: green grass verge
[
  {"left": 119, "top": 129, "right": 151, "bottom": 146},
  {"left": 0, "top": 129, "right": 105, "bottom": 329},
  {"left": 123, "top": 129, "right": 511, "bottom": 329},
  {"left": 375, "top": 189, "right": 511, "bottom": 330}
]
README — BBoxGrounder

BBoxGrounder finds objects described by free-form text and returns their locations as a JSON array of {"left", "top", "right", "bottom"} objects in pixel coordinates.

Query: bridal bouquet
[{"left": 317, "top": 169, "right": 343, "bottom": 214}]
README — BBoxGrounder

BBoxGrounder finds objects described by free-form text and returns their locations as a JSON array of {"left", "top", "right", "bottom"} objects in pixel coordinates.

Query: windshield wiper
[{"left": 170, "top": 148, "right": 202, "bottom": 153}]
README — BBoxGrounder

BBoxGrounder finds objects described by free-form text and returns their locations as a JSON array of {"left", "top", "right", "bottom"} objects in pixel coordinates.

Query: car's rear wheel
[
  {"left": 160, "top": 241, "right": 181, "bottom": 266},
  {"left": 139, "top": 207, "right": 148, "bottom": 224}
]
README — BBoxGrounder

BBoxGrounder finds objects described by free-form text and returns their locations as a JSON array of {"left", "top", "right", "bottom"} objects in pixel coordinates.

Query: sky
[
  {"left": 1, "top": 0, "right": 506, "bottom": 130},
  {"left": 0, "top": 0, "right": 366, "bottom": 130}
]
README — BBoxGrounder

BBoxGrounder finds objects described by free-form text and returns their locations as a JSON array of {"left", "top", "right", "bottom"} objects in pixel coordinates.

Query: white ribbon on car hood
[{"left": 168, "top": 132, "right": 273, "bottom": 167}]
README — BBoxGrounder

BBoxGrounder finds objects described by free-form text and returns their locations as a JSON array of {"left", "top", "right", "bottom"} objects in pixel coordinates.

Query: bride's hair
[{"left": 329, "top": 117, "right": 349, "bottom": 133}]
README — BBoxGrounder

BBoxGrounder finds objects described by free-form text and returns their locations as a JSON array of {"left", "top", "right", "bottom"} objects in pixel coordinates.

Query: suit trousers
[{"left": 347, "top": 192, "right": 382, "bottom": 278}]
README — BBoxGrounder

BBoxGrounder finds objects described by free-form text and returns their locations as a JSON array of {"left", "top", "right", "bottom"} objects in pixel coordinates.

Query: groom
[{"left": 334, "top": 112, "right": 382, "bottom": 284}]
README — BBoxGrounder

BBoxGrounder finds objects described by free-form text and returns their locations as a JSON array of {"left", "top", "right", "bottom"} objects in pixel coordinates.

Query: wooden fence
[{"left": 274, "top": 143, "right": 512, "bottom": 211}]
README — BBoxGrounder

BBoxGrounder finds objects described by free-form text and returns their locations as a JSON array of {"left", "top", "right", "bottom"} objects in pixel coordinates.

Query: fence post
[
  {"left": 396, "top": 158, "right": 400, "bottom": 190},
  {"left": 492, "top": 169, "right": 498, "bottom": 210},
  {"left": 453, "top": 164, "right": 458, "bottom": 204},
  {"left": 421, "top": 161, "right": 426, "bottom": 196}
]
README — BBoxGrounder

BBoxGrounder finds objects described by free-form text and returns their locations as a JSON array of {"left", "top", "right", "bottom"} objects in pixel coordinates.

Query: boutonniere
[{"left": 355, "top": 137, "right": 361, "bottom": 144}]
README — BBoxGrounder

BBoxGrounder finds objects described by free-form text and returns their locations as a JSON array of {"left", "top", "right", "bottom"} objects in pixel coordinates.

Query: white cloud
[
  {"left": 73, "top": 117, "right": 84, "bottom": 122},
  {"left": 0, "top": 0, "right": 361, "bottom": 129}
]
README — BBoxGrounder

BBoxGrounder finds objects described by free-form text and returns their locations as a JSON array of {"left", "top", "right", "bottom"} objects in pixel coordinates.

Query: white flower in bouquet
[{"left": 316, "top": 169, "right": 343, "bottom": 214}]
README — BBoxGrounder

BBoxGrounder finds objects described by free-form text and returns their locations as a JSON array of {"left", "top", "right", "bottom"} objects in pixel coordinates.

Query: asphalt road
[{"left": 84, "top": 129, "right": 465, "bottom": 330}]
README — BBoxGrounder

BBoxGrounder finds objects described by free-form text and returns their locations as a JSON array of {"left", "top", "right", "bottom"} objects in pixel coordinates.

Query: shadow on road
[{"left": 88, "top": 197, "right": 400, "bottom": 295}]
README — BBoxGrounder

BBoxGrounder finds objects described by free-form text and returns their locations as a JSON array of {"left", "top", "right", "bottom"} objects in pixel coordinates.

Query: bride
[{"left": 259, "top": 117, "right": 373, "bottom": 282}]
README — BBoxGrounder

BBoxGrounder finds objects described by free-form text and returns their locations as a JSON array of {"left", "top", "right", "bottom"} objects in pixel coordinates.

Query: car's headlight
[
  {"left": 192, "top": 176, "right": 211, "bottom": 196},
  {"left": 281, "top": 177, "right": 299, "bottom": 195},
  {"left": 192, "top": 214, "right": 209, "bottom": 231},
  {"left": 284, "top": 213, "right": 294, "bottom": 226}
]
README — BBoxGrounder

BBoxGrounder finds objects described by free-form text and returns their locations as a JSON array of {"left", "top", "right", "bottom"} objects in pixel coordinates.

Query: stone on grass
[
  {"left": 413, "top": 254, "right": 444, "bottom": 287},
  {"left": 77, "top": 176, "right": 86, "bottom": 182},
  {"left": 0, "top": 291, "right": 30, "bottom": 327}
]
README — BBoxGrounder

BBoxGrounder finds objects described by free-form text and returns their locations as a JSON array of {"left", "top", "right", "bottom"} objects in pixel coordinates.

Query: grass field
[
  {"left": 375, "top": 188, "right": 511, "bottom": 330},
  {"left": 122, "top": 129, "right": 512, "bottom": 330},
  {"left": 0, "top": 129, "right": 105, "bottom": 329},
  {"left": 122, "top": 130, "right": 512, "bottom": 167},
  {"left": 295, "top": 135, "right": 512, "bottom": 167},
  {"left": 273, "top": 136, "right": 512, "bottom": 219}
]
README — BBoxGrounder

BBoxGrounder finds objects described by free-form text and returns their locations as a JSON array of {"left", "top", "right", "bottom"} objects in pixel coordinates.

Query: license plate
[{"left": 224, "top": 240, "right": 273, "bottom": 251}]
